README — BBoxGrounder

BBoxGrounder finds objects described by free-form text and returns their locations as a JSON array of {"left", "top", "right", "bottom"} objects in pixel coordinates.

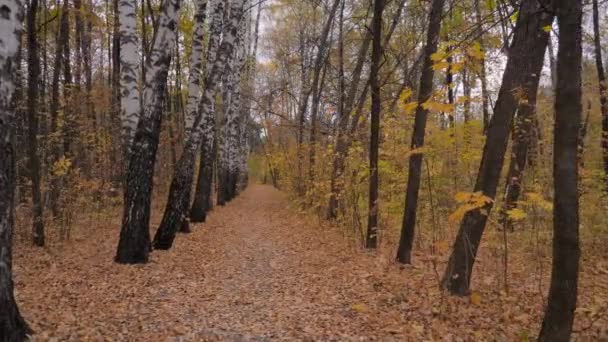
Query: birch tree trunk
[
  {"left": 189, "top": 0, "right": 225, "bottom": 223},
  {"left": 119, "top": 0, "right": 141, "bottom": 157},
  {"left": 154, "top": 0, "right": 245, "bottom": 250},
  {"left": 218, "top": 21, "right": 246, "bottom": 205},
  {"left": 115, "top": 0, "right": 181, "bottom": 264},
  {"left": 0, "top": 0, "right": 33, "bottom": 337},
  {"left": 182, "top": 0, "right": 207, "bottom": 140}
]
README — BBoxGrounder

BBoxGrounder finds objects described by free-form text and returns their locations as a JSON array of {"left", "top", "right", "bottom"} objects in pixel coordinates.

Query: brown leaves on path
[{"left": 12, "top": 185, "right": 608, "bottom": 340}]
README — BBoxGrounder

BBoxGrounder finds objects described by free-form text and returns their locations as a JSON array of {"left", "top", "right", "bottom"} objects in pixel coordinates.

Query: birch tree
[
  {"left": 118, "top": 0, "right": 141, "bottom": 156},
  {"left": 189, "top": 0, "right": 225, "bottom": 223},
  {"left": 153, "top": 0, "right": 245, "bottom": 250},
  {"left": 0, "top": 0, "right": 32, "bottom": 337},
  {"left": 115, "top": 0, "right": 181, "bottom": 264},
  {"left": 218, "top": 20, "right": 246, "bottom": 204}
]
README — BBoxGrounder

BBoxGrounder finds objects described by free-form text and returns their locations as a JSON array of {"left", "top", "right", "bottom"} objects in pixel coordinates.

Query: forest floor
[{"left": 12, "top": 185, "right": 608, "bottom": 341}]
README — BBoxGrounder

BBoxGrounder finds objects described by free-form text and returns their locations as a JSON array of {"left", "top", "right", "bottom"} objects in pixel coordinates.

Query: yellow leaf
[
  {"left": 470, "top": 292, "right": 482, "bottom": 305},
  {"left": 422, "top": 100, "right": 454, "bottom": 113},
  {"left": 467, "top": 42, "right": 485, "bottom": 60},
  {"left": 400, "top": 101, "right": 418, "bottom": 114},
  {"left": 506, "top": 208, "right": 527, "bottom": 221},
  {"left": 542, "top": 25, "right": 552, "bottom": 33},
  {"left": 432, "top": 61, "right": 450, "bottom": 71},
  {"left": 351, "top": 303, "right": 367, "bottom": 312}
]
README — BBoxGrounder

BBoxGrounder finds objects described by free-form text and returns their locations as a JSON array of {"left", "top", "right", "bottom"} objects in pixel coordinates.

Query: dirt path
[{"left": 13, "top": 185, "right": 608, "bottom": 341}]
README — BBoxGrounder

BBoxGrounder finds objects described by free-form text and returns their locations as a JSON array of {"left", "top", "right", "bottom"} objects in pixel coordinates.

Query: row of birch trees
[{"left": 1, "top": 0, "right": 261, "bottom": 338}]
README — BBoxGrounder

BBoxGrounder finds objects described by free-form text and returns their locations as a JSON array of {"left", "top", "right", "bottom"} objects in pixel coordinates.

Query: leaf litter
[{"left": 12, "top": 185, "right": 608, "bottom": 341}]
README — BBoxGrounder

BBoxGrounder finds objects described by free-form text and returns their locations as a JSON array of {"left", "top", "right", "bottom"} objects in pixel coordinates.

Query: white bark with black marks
[
  {"left": 119, "top": 0, "right": 140, "bottom": 154},
  {"left": 153, "top": 0, "right": 245, "bottom": 249},
  {"left": 183, "top": 0, "right": 208, "bottom": 140},
  {"left": 115, "top": 0, "right": 181, "bottom": 264}
]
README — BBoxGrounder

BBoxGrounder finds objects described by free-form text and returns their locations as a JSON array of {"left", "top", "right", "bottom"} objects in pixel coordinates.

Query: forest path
[
  {"left": 17, "top": 184, "right": 603, "bottom": 340},
  {"left": 15, "top": 185, "right": 427, "bottom": 341}
]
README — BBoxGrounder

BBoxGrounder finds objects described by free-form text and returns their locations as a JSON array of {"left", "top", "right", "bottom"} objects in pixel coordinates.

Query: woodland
[{"left": 0, "top": 0, "right": 607, "bottom": 340}]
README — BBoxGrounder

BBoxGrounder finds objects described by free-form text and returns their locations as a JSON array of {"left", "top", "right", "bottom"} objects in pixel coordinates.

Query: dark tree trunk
[
  {"left": 592, "top": 0, "right": 608, "bottom": 188},
  {"left": 538, "top": 0, "right": 582, "bottom": 339},
  {"left": 0, "top": 0, "right": 33, "bottom": 337},
  {"left": 190, "top": 144, "right": 213, "bottom": 222},
  {"left": 395, "top": 0, "right": 445, "bottom": 263},
  {"left": 365, "top": 0, "right": 385, "bottom": 249},
  {"left": 26, "top": 0, "right": 45, "bottom": 246},
  {"left": 441, "top": 0, "right": 554, "bottom": 295},
  {"left": 499, "top": 28, "right": 550, "bottom": 231},
  {"left": 115, "top": 0, "right": 181, "bottom": 264}
]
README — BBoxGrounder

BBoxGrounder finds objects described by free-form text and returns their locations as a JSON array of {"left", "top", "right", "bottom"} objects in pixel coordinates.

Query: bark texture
[
  {"left": 154, "top": 0, "right": 244, "bottom": 250},
  {"left": 0, "top": 0, "right": 32, "bottom": 338},
  {"left": 365, "top": 0, "right": 384, "bottom": 249},
  {"left": 441, "top": 0, "right": 554, "bottom": 295},
  {"left": 538, "top": 0, "right": 582, "bottom": 339},
  {"left": 115, "top": 0, "right": 181, "bottom": 263},
  {"left": 396, "top": 0, "right": 445, "bottom": 263}
]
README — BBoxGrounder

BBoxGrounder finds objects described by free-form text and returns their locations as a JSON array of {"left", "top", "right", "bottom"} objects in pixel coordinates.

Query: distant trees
[{"left": 0, "top": 0, "right": 32, "bottom": 338}]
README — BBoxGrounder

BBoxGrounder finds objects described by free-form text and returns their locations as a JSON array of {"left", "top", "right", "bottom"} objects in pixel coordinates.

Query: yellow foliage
[
  {"left": 506, "top": 208, "right": 527, "bottom": 221},
  {"left": 52, "top": 156, "right": 73, "bottom": 177},
  {"left": 466, "top": 42, "right": 485, "bottom": 60},
  {"left": 422, "top": 100, "right": 454, "bottom": 114},
  {"left": 449, "top": 192, "right": 493, "bottom": 224}
]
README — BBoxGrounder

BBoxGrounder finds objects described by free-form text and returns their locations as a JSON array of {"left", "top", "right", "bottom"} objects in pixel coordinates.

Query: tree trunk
[
  {"left": 395, "top": 0, "right": 445, "bottom": 263},
  {"left": 26, "top": 0, "right": 45, "bottom": 246},
  {"left": 327, "top": 0, "right": 406, "bottom": 219},
  {"left": 189, "top": 0, "right": 225, "bottom": 223},
  {"left": 115, "top": 0, "right": 181, "bottom": 263},
  {"left": 474, "top": 0, "right": 490, "bottom": 134},
  {"left": 500, "top": 25, "right": 551, "bottom": 231},
  {"left": 217, "top": 21, "right": 245, "bottom": 206},
  {"left": 0, "top": 1, "right": 33, "bottom": 337},
  {"left": 154, "top": 0, "right": 244, "bottom": 250},
  {"left": 118, "top": 0, "right": 141, "bottom": 157},
  {"left": 365, "top": 0, "right": 385, "bottom": 249},
  {"left": 441, "top": 0, "right": 554, "bottom": 295},
  {"left": 592, "top": 0, "right": 608, "bottom": 189},
  {"left": 538, "top": 0, "right": 582, "bottom": 339}
]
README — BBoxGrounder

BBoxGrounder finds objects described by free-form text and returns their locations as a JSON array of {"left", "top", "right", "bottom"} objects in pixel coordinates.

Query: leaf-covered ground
[{"left": 13, "top": 185, "right": 608, "bottom": 340}]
